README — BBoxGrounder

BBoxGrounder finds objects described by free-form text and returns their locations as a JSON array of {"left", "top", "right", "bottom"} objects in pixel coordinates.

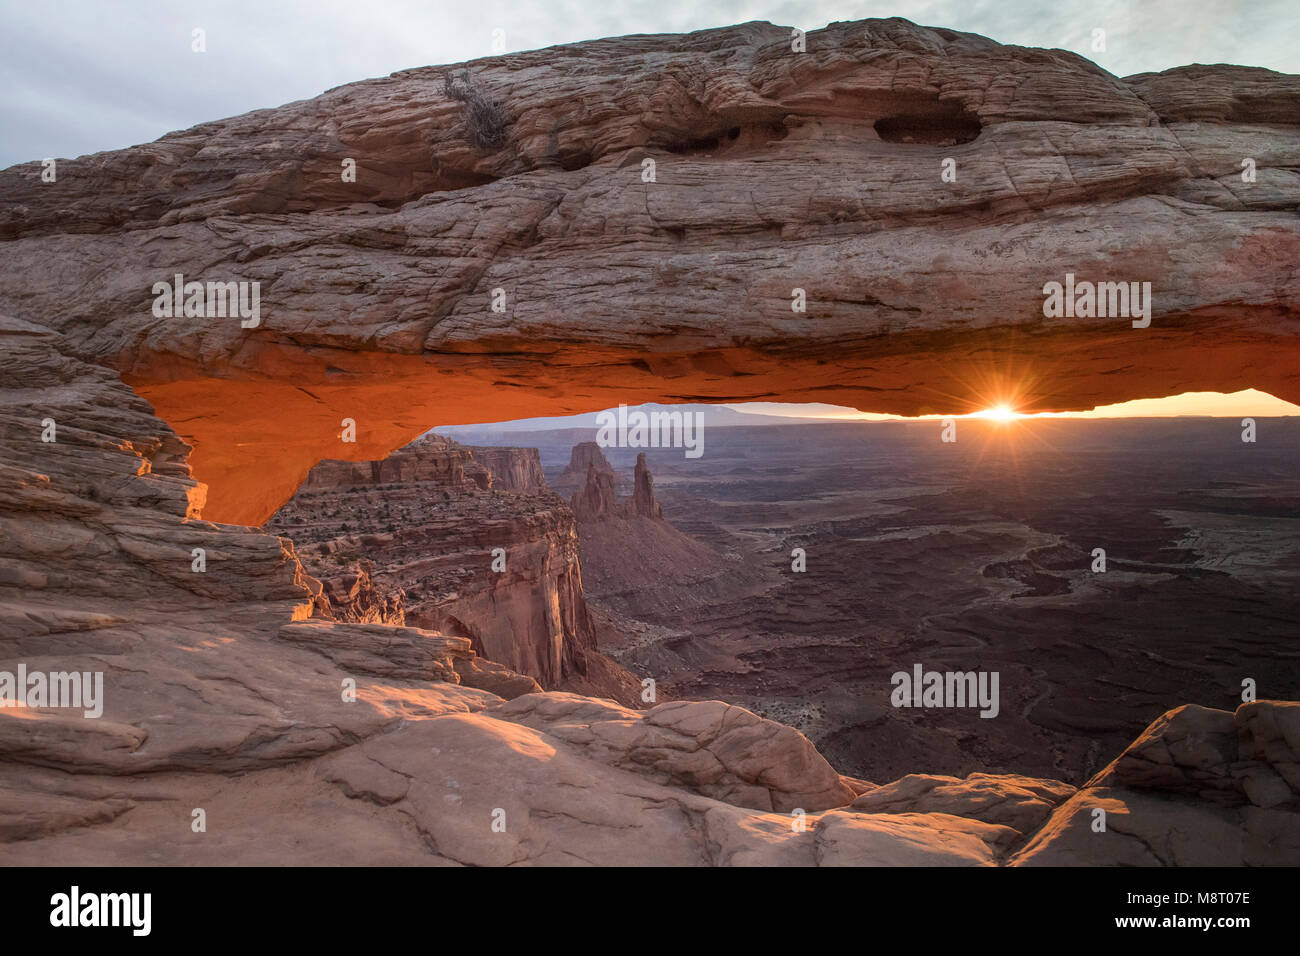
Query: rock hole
[
  {"left": 664, "top": 134, "right": 721, "bottom": 154},
  {"left": 559, "top": 150, "right": 596, "bottom": 171},
  {"left": 657, "top": 122, "right": 788, "bottom": 156},
  {"left": 874, "top": 105, "right": 981, "bottom": 146}
]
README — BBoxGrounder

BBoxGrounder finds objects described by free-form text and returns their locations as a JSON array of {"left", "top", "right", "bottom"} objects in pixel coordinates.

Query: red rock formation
[
  {"left": 0, "top": 315, "right": 458, "bottom": 779},
  {"left": 299, "top": 434, "right": 476, "bottom": 492},
  {"left": 553, "top": 441, "right": 622, "bottom": 497},
  {"left": 0, "top": 19, "right": 1295, "bottom": 524},
  {"left": 631, "top": 453, "right": 663, "bottom": 520},
  {"left": 466, "top": 445, "right": 547, "bottom": 494},
  {"left": 3, "top": 319, "right": 1299, "bottom": 865},
  {"left": 313, "top": 559, "right": 405, "bottom": 625},
  {"left": 565, "top": 446, "right": 739, "bottom": 612},
  {"left": 267, "top": 433, "right": 601, "bottom": 687},
  {"left": 570, "top": 464, "right": 618, "bottom": 521},
  {"left": 279, "top": 620, "right": 542, "bottom": 700},
  {"left": 3, "top": 17, "right": 1300, "bottom": 867},
  {"left": 570, "top": 449, "right": 665, "bottom": 522}
]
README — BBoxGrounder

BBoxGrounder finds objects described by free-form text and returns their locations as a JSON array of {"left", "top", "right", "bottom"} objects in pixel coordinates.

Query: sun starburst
[{"left": 975, "top": 403, "right": 1022, "bottom": 422}]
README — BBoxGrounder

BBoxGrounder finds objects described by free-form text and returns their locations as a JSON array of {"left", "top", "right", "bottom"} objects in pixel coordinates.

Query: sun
[{"left": 977, "top": 403, "right": 1021, "bottom": 422}]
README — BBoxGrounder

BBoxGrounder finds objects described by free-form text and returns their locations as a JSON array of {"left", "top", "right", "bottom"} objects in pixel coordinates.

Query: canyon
[
  {"left": 1, "top": 16, "right": 1298, "bottom": 865},
  {"left": 455, "top": 417, "right": 1300, "bottom": 788},
  {"left": 266, "top": 432, "right": 642, "bottom": 701},
  {"left": 2, "top": 321, "right": 1295, "bottom": 863}
]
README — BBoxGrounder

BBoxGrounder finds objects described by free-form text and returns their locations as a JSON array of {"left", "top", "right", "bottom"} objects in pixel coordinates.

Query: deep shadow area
[{"left": 875, "top": 103, "right": 982, "bottom": 145}]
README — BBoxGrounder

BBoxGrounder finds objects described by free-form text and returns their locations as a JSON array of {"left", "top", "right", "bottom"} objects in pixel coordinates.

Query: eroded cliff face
[
  {"left": 267, "top": 434, "right": 596, "bottom": 687},
  {"left": 0, "top": 19, "right": 1295, "bottom": 524},
  {"left": 0, "top": 315, "right": 511, "bottom": 778},
  {"left": 298, "top": 434, "right": 476, "bottom": 491},
  {"left": 469, "top": 446, "right": 547, "bottom": 494}
]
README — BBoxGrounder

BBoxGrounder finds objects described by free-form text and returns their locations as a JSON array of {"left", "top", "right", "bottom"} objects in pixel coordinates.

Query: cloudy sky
[{"left": 2, "top": 0, "right": 1295, "bottom": 169}]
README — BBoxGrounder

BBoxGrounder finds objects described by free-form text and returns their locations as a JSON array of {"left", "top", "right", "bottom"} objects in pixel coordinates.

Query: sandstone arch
[{"left": 1, "top": 18, "right": 1297, "bottom": 528}]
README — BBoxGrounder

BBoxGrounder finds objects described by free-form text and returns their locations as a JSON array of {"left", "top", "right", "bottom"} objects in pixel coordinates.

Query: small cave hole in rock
[
  {"left": 559, "top": 150, "right": 596, "bottom": 171},
  {"left": 874, "top": 106, "right": 982, "bottom": 146},
  {"left": 664, "top": 134, "right": 721, "bottom": 154},
  {"left": 659, "top": 121, "right": 789, "bottom": 155}
]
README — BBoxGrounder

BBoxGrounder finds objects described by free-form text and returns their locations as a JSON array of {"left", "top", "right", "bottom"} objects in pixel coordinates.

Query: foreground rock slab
[{"left": 1011, "top": 702, "right": 1300, "bottom": 865}]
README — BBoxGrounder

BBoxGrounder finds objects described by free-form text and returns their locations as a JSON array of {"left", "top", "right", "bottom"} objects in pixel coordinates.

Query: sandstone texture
[
  {"left": 0, "top": 18, "right": 1295, "bottom": 524},
  {"left": 849, "top": 772, "right": 1077, "bottom": 835},
  {"left": 1, "top": 18, "right": 1298, "bottom": 866},
  {"left": 494, "top": 693, "right": 856, "bottom": 812},
  {"left": 279, "top": 620, "right": 542, "bottom": 700}
]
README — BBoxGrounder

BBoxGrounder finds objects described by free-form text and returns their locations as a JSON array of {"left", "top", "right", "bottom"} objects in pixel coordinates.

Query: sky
[{"left": 2, "top": 0, "right": 1297, "bottom": 168}]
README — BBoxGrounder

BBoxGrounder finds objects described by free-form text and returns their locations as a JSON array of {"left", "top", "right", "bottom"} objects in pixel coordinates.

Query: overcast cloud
[{"left": 2, "top": 0, "right": 1295, "bottom": 169}]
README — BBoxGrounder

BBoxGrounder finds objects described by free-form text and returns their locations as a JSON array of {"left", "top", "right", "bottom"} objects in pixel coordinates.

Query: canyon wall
[
  {"left": 299, "top": 435, "right": 477, "bottom": 491},
  {"left": 268, "top": 434, "right": 597, "bottom": 687},
  {"left": 468, "top": 445, "right": 547, "bottom": 494},
  {"left": 0, "top": 315, "right": 529, "bottom": 780},
  {"left": 0, "top": 19, "right": 1295, "bottom": 524}
]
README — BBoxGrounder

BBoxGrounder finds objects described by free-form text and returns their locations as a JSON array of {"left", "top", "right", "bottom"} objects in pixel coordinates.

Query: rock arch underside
[{"left": 1, "top": 18, "right": 1298, "bottom": 865}]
